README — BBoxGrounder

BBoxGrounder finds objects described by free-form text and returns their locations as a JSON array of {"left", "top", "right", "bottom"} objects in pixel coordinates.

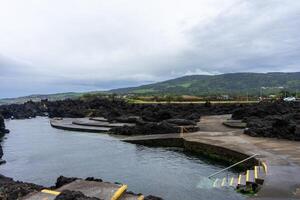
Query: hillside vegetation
[
  {"left": 1, "top": 72, "right": 299, "bottom": 105},
  {"left": 111, "top": 72, "right": 300, "bottom": 96}
]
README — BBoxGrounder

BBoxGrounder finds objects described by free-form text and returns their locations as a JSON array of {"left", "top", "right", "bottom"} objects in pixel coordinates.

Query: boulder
[{"left": 55, "top": 176, "right": 78, "bottom": 188}]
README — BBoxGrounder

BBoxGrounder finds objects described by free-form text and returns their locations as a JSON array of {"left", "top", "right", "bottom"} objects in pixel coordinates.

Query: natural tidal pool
[{"left": 1, "top": 117, "right": 245, "bottom": 200}]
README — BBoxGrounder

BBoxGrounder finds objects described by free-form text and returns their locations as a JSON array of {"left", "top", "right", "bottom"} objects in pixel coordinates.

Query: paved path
[{"left": 124, "top": 115, "right": 300, "bottom": 200}]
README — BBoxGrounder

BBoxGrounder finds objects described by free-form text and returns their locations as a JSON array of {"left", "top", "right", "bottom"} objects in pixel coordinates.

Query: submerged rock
[{"left": 144, "top": 195, "right": 164, "bottom": 200}]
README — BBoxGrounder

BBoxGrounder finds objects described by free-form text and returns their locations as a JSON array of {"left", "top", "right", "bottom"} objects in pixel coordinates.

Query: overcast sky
[{"left": 0, "top": 0, "right": 300, "bottom": 98}]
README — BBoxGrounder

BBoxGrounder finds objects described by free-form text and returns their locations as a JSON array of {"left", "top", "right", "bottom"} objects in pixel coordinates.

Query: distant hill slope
[
  {"left": 0, "top": 92, "right": 83, "bottom": 105},
  {"left": 1, "top": 72, "right": 299, "bottom": 105},
  {"left": 111, "top": 72, "right": 300, "bottom": 96}
]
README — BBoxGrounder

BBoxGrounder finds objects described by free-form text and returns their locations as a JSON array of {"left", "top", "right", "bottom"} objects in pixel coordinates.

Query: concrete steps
[
  {"left": 211, "top": 162, "right": 268, "bottom": 193},
  {"left": 237, "top": 174, "right": 246, "bottom": 189}
]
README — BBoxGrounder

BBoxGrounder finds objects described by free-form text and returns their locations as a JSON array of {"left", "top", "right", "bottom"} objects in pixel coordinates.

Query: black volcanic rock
[
  {"left": 1, "top": 97, "right": 244, "bottom": 121},
  {"left": 110, "top": 121, "right": 180, "bottom": 135},
  {"left": 55, "top": 176, "right": 78, "bottom": 188},
  {"left": 166, "top": 118, "right": 197, "bottom": 126},
  {"left": 0, "top": 174, "right": 44, "bottom": 200},
  {"left": 144, "top": 195, "right": 164, "bottom": 200},
  {"left": 0, "top": 114, "right": 9, "bottom": 135},
  {"left": 0, "top": 97, "right": 249, "bottom": 136},
  {"left": 0, "top": 114, "right": 9, "bottom": 162},
  {"left": 233, "top": 101, "right": 300, "bottom": 140}
]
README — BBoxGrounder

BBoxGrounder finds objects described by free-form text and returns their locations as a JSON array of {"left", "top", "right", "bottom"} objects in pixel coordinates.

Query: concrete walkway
[{"left": 124, "top": 115, "right": 300, "bottom": 200}]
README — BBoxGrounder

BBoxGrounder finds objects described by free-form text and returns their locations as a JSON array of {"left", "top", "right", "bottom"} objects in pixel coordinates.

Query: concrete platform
[
  {"left": 22, "top": 180, "right": 141, "bottom": 200},
  {"left": 50, "top": 118, "right": 111, "bottom": 133},
  {"left": 123, "top": 115, "right": 300, "bottom": 199},
  {"left": 89, "top": 117, "right": 108, "bottom": 122},
  {"left": 50, "top": 118, "right": 136, "bottom": 133},
  {"left": 72, "top": 118, "right": 135, "bottom": 128}
]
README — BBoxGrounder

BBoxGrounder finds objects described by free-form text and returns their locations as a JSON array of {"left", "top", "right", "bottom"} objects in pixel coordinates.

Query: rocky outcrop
[
  {"left": 0, "top": 114, "right": 9, "bottom": 136},
  {"left": 232, "top": 101, "right": 300, "bottom": 140},
  {"left": 0, "top": 98, "right": 244, "bottom": 121},
  {"left": 0, "top": 174, "right": 44, "bottom": 200},
  {"left": 110, "top": 121, "right": 180, "bottom": 135},
  {"left": 0, "top": 100, "right": 48, "bottom": 119},
  {"left": 0, "top": 98, "right": 246, "bottom": 136},
  {"left": 0, "top": 114, "right": 9, "bottom": 163},
  {"left": 55, "top": 176, "right": 79, "bottom": 188}
]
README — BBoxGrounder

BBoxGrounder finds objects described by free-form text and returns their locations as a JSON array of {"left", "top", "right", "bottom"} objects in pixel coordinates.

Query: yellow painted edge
[
  {"left": 111, "top": 185, "right": 128, "bottom": 200},
  {"left": 41, "top": 189, "right": 61, "bottom": 196},
  {"left": 213, "top": 178, "right": 219, "bottom": 187},
  {"left": 246, "top": 170, "right": 250, "bottom": 182},
  {"left": 238, "top": 174, "right": 242, "bottom": 185},
  {"left": 221, "top": 177, "right": 226, "bottom": 187},
  {"left": 138, "top": 195, "right": 144, "bottom": 200},
  {"left": 254, "top": 166, "right": 258, "bottom": 179},
  {"left": 230, "top": 177, "right": 234, "bottom": 186},
  {"left": 262, "top": 162, "right": 268, "bottom": 174}
]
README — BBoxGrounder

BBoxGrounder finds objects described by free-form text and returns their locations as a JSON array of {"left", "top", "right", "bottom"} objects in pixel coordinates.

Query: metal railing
[{"left": 208, "top": 154, "right": 258, "bottom": 179}]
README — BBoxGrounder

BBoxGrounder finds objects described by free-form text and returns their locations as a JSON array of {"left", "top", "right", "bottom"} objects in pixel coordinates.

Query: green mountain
[
  {"left": 111, "top": 72, "right": 300, "bottom": 96},
  {"left": 1, "top": 72, "right": 299, "bottom": 105}
]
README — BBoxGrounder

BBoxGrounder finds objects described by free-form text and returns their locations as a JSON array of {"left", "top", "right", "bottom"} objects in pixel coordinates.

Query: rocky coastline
[
  {"left": 0, "top": 98, "right": 245, "bottom": 135},
  {"left": 0, "top": 114, "right": 9, "bottom": 164},
  {"left": 0, "top": 113, "right": 163, "bottom": 200},
  {"left": 232, "top": 101, "right": 300, "bottom": 140}
]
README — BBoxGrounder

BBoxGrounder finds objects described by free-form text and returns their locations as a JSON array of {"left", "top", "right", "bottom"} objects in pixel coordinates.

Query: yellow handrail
[
  {"left": 41, "top": 189, "right": 61, "bottom": 196},
  {"left": 111, "top": 185, "right": 128, "bottom": 200}
]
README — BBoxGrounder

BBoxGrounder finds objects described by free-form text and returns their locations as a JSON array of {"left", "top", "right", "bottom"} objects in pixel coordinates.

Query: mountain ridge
[
  {"left": 110, "top": 72, "right": 300, "bottom": 96},
  {"left": 1, "top": 72, "right": 299, "bottom": 104}
]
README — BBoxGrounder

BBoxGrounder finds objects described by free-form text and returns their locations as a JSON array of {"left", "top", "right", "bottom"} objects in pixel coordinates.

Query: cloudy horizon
[{"left": 1, "top": 0, "right": 300, "bottom": 98}]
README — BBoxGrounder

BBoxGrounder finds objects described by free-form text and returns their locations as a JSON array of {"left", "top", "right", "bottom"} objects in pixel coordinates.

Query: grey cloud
[
  {"left": 182, "top": 0, "right": 300, "bottom": 73},
  {"left": 0, "top": 0, "right": 300, "bottom": 98}
]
